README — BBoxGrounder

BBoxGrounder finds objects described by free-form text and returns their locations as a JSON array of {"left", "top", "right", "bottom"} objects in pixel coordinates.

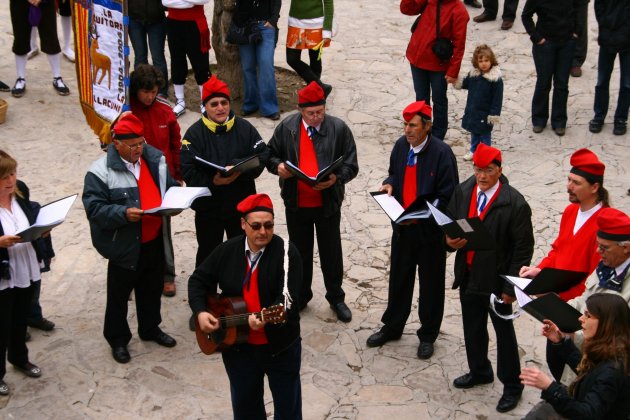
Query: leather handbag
[{"left": 226, "top": 20, "right": 249, "bottom": 45}]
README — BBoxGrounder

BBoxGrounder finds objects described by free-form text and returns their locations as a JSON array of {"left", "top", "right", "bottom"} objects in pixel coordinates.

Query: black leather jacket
[{"left": 267, "top": 112, "right": 359, "bottom": 216}]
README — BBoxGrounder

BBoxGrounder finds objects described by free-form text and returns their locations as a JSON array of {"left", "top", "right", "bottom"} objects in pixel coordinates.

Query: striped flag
[{"left": 72, "top": 0, "right": 129, "bottom": 146}]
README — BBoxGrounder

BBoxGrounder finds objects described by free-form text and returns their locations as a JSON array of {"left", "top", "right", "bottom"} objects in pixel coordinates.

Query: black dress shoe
[
  {"left": 330, "top": 302, "right": 352, "bottom": 322},
  {"left": 613, "top": 121, "right": 627, "bottom": 135},
  {"left": 28, "top": 317, "right": 55, "bottom": 331},
  {"left": 151, "top": 331, "right": 177, "bottom": 347},
  {"left": 13, "top": 362, "right": 42, "bottom": 378},
  {"left": 417, "top": 342, "right": 434, "bottom": 359},
  {"left": 11, "top": 78, "right": 26, "bottom": 98},
  {"left": 453, "top": 373, "right": 494, "bottom": 389},
  {"left": 589, "top": 119, "right": 603, "bottom": 133},
  {"left": 112, "top": 346, "right": 131, "bottom": 364},
  {"left": 366, "top": 327, "right": 401, "bottom": 347},
  {"left": 496, "top": 393, "right": 521, "bottom": 413},
  {"left": 0, "top": 80, "right": 9, "bottom": 92}
]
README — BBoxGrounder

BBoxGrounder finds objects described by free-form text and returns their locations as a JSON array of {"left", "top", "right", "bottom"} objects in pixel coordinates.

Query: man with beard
[{"left": 520, "top": 148, "right": 608, "bottom": 301}]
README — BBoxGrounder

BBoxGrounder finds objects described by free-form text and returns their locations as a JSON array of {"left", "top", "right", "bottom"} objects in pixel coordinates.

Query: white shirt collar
[
  {"left": 476, "top": 180, "right": 500, "bottom": 202},
  {"left": 244, "top": 237, "right": 266, "bottom": 259},
  {"left": 120, "top": 156, "right": 141, "bottom": 180},
  {"left": 616, "top": 256, "right": 630, "bottom": 277},
  {"left": 302, "top": 119, "right": 321, "bottom": 133},
  {"left": 574, "top": 202, "right": 603, "bottom": 234}
]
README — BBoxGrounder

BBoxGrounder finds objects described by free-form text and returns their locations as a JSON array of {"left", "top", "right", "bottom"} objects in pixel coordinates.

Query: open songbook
[
  {"left": 17, "top": 194, "right": 78, "bottom": 242},
  {"left": 426, "top": 201, "right": 494, "bottom": 250},
  {"left": 501, "top": 268, "right": 588, "bottom": 295},
  {"left": 144, "top": 187, "right": 211, "bottom": 216},
  {"left": 194, "top": 155, "right": 260, "bottom": 176},
  {"left": 285, "top": 156, "right": 343, "bottom": 186},
  {"left": 512, "top": 287, "right": 583, "bottom": 333},
  {"left": 370, "top": 192, "right": 436, "bottom": 224}
]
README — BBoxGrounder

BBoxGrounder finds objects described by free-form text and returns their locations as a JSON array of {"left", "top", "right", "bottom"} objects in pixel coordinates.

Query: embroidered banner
[{"left": 72, "top": 0, "right": 129, "bottom": 146}]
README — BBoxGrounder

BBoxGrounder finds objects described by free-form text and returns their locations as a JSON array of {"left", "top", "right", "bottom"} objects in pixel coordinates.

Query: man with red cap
[
  {"left": 366, "top": 101, "right": 458, "bottom": 359},
  {"left": 543, "top": 207, "right": 630, "bottom": 382},
  {"left": 188, "top": 193, "right": 303, "bottom": 419},
  {"left": 445, "top": 143, "right": 534, "bottom": 413},
  {"left": 267, "top": 81, "right": 358, "bottom": 322},
  {"left": 520, "top": 148, "right": 609, "bottom": 301},
  {"left": 82, "top": 113, "right": 180, "bottom": 364}
]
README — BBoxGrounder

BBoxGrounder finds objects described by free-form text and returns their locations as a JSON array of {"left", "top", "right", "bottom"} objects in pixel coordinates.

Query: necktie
[
  {"left": 477, "top": 191, "right": 487, "bottom": 214},
  {"left": 407, "top": 149, "right": 416, "bottom": 167},
  {"left": 307, "top": 126, "right": 317, "bottom": 140}
]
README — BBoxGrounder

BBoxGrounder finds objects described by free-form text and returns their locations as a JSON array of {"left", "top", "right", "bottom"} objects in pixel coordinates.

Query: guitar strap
[{"left": 282, "top": 238, "right": 293, "bottom": 310}]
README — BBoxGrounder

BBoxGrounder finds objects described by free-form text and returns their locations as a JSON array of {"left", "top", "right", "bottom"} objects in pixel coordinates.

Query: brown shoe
[
  {"left": 570, "top": 66, "right": 582, "bottom": 77},
  {"left": 501, "top": 20, "right": 513, "bottom": 30},
  {"left": 473, "top": 13, "right": 496, "bottom": 23},
  {"left": 163, "top": 282, "right": 176, "bottom": 297}
]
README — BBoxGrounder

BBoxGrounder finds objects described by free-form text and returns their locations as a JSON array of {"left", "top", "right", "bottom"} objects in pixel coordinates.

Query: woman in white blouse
[{"left": 0, "top": 150, "right": 43, "bottom": 396}]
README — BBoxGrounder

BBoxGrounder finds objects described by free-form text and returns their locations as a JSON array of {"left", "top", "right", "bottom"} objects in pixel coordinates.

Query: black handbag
[
  {"left": 431, "top": 0, "right": 454, "bottom": 62},
  {"left": 227, "top": 20, "right": 249, "bottom": 45}
]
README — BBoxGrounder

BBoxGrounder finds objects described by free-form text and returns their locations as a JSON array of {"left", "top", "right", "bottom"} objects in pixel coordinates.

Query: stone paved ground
[{"left": 0, "top": 0, "right": 628, "bottom": 419}]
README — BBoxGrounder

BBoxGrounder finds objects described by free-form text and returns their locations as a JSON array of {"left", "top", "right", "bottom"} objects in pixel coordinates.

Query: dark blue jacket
[{"left": 459, "top": 66, "right": 503, "bottom": 135}]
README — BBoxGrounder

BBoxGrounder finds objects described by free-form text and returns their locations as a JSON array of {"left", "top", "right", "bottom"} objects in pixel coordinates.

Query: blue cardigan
[{"left": 459, "top": 66, "right": 503, "bottom": 135}]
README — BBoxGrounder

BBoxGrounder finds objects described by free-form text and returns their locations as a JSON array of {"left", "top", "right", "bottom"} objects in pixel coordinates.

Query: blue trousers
[
  {"left": 222, "top": 340, "right": 302, "bottom": 420},
  {"left": 531, "top": 38, "right": 576, "bottom": 129},
  {"left": 128, "top": 17, "right": 168, "bottom": 97},
  {"left": 470, "top": 133, "right": 491, "bottom": 153},
  {"left": 593, "top": 46, "right": 630, "bottom": 124},
  {"left": 239, "top": 23, "right": 279, "bottom": 116},
  {"left": 410, "top": 65, "right": 448, "bottom": 140}
]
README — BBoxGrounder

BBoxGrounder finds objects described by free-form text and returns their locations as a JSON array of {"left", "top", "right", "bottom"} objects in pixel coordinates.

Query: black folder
[
  {"left": 285, "top": 156, "right": 343, "bottom": 186},
  {"left": 501, "top": 268, "right": 588, "bottom": 295},
  {"left": 426, "top": 202, "right": 494, "bottom": 250},
  {"left": 194, "top": 155, "right": 260, "bottom": 176},
  {"left": 521, "top": 293, "right": 582, "bottom": 333},
  {"left": 370, "top": 192, "right": 435, "bottom": 224}
]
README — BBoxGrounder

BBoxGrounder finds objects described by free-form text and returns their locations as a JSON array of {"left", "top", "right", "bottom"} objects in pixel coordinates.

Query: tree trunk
[{"left": 211, "top": 0, "right": 242, "bottom": 100}]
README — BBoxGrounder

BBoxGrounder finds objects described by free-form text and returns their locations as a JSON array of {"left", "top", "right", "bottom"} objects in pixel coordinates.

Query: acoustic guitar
[{"left": 195, "top": 295, "right": 286, "bottom": 355}]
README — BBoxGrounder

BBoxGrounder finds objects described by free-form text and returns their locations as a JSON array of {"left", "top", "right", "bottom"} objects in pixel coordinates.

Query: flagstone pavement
[{"left": 0, "top": 0, "right": 628, "bottom": 419}]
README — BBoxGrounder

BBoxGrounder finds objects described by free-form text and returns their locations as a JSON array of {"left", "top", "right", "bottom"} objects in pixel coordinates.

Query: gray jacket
[{"left": 82, "top": 144, "right": 177, "bottom": 270}]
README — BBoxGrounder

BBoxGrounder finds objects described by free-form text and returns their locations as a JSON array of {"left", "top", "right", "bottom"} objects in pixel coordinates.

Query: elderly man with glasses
[
  {"left": 82, "top": 113, "right": 180, "bottom": 364},
  {"left": 446, "top": 143, "right": 534, "bottom": 413}
]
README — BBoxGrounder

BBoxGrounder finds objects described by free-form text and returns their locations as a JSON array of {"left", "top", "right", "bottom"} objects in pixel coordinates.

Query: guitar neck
[{"left": 220, "top": 311, "right": 263, "bottom": 329}]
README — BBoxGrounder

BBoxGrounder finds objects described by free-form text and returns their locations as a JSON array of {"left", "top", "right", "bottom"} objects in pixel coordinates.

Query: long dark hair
[{"left": 569, "top": 293, "right": 630, "bottom": 395}]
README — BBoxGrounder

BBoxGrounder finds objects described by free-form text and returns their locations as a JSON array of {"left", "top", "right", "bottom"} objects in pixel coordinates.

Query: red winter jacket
[
  {"left": 401, "top": 0, "right": 469, "bottom": 79},
  {"left": 131, "top": 97, "right": 182, "bottom": 181}
]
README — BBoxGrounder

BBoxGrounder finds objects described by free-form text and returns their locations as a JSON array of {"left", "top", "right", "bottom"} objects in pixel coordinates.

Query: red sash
[
  {"left": 138, "top": 158, "right": 162, "bottom": 243},
  {"left": 167, "top": 6, "right": 210, "bottom": 54},
  {"left": 465, "top": 183, "right": 501, "bottom": 268},
  {"left": 297, "top": 124, "right": 323, "bottom": 207}
]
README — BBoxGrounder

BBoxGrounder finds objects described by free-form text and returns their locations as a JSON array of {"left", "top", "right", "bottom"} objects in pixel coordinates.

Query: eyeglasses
[
  {"left": 244, "top": 219, "right": 274, "bottom": 231},
  {"left": 595, "top": 241, "right": 622, "bottom": 253},
  {"left": 402, "top": 122, "right": 421, "bottom": 128},
  {"left": 116, "top": 139, "right": 146, "bottom": 152},
  {"left": 207, "top": 99, "right": 229, "bottom": 108},
  {"left": 303, "top": 109, "right": 325, "bottom": 118},
  {"left": 473, "top": 166, "right": 498, "bottom": 175}
]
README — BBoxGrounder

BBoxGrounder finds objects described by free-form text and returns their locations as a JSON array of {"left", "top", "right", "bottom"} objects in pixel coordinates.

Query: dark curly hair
[
  {"left": 471, "top": 44, "right": 498, "bottom": 70},
  {"left": 130, "top": 64, "right": 165, "bottom": 98}
]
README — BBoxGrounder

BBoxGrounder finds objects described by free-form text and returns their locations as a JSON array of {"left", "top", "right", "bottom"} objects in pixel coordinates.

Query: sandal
[
  {"left": 11, "top": 78, "right": 26, "bottom": 98},
  {"left": 13, "top": 362, "right": 42, "bottom": 378}
]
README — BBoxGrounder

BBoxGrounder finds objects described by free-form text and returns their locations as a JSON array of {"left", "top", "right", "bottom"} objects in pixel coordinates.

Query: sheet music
[
  {"left": 33, "top": 195, "right": 77, "bottom": 226},
  {"left": 426, "top": 201, "right": 452, "bottom": 226},
  {"left": 372, "top": 193, "right": 404, "bottom": 221},
  {"left": 515, "top": 287, "right": 532, "bottom": 307},
  {"left": 159, "top": 187, "right": 210, "bottom": 208},
  {"left": 505, "top": 275, "right": 533, "bottom": 291}
]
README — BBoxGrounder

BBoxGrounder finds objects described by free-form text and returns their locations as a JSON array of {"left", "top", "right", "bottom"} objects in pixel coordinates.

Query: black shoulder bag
[{"left": 431, "top": 0, "right": 454, "bottom": 62}]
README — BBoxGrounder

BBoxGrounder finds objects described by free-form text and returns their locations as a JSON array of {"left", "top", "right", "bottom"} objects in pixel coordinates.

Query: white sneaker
[
  {"left": 463, "top": 152, "right": 473, "bottom": 161},
  {"left": 172, "top": 100, "right": 186, "bottom": 118},
  {"left": 62, "top": 48, "right": 75, "bottom": 62},
  {"left": 27, "top": 48, "right": 39, "bottom": 60}
]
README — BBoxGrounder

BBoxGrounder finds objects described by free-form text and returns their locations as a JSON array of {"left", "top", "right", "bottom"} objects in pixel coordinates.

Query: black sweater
[{"left": 522, "top": 0, "right": 581, "bottom": 44}]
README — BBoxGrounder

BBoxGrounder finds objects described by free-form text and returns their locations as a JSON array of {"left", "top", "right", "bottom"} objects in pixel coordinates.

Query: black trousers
[
  {"left": 193, "top": 210, "right": 243, "bottom": 268},
  {"left": 166, "top": 19, "right": 210, "bottom": 85},
  {"left": 381, "top": 223, "right": 445, "bottom": 343},
  {"left": 286, "top": 48, "right": 321, "bottom": 84},
  {"left": 572, "top": 0, "right": 589, "bottom": 68},
  {"left": 285, "top": 207, "right": 344, "bottom": 305},
  {"left": 459, "top": 287, "right": 523, "bottom": 396},
  {"left": 222, "top": 341, "right": 302, "bottom": 420},
  {"left": 0, "top": 283, "right": 35, "bottom": 379},
  {"left": 10, "top": 0, "right": 61, "bottom": 55},
  {"left": 104, "top": 238, "right": 165, "bottom": 347},
  {"left": 482, "top": 0, "right": 519, "bottom": 20}
]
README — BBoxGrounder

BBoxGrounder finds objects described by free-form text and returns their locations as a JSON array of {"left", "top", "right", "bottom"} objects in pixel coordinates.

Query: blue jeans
[
  {"left": 470, "top": 133, "right": 491, "bottom": 153},
  {"left": 129, "top": 17, "right": 168, "bottom": 97},
  {"left": 593, "top": 46, "right": 630, "bottom": 123},
  {"left": 239, "top": 23, "right": 279, "bottom": 116},
  {"left": 222, "top": 341, "right": 302, "bottom": 420},
  {"left": 531, "top": 38, "right": 575, "bottom": 129},
  {"left": 410, "top": 65, "right": 448, "bottom": 140}
]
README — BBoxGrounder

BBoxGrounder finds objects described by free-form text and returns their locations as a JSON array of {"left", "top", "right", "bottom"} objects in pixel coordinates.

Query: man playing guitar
[{"left": 188, "top": 193, "right": 303, "bottom": 419}]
